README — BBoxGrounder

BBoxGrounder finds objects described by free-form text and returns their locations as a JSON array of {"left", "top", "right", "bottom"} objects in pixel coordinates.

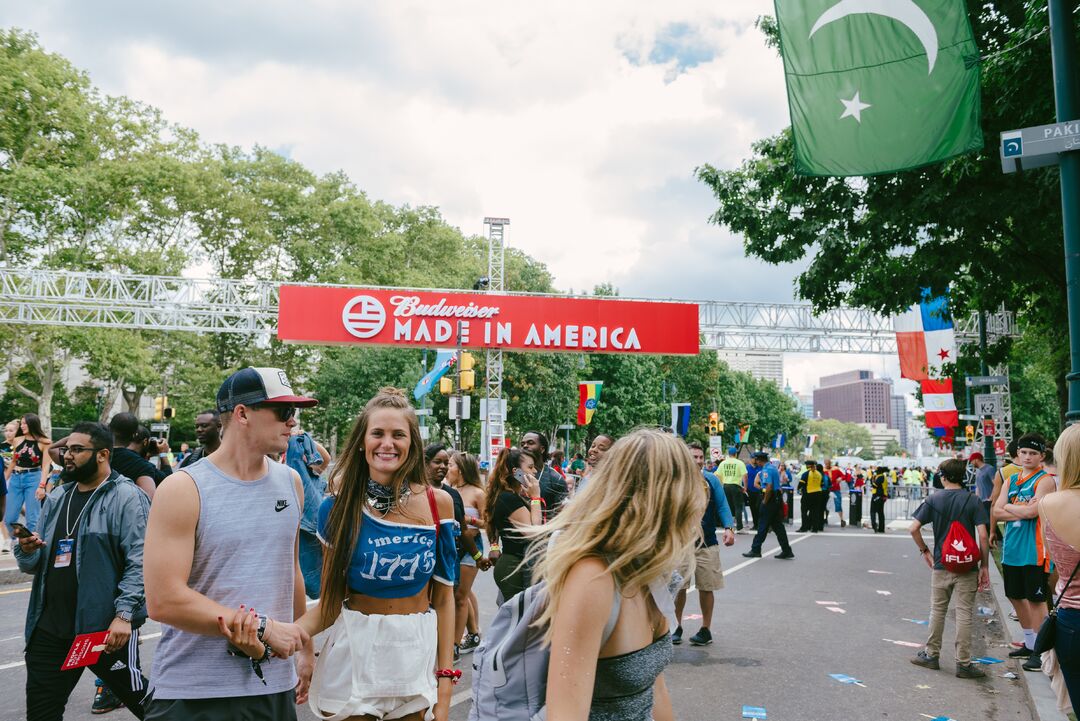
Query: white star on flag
[{"left": 840, "top": 91, "right": 871, "bottom": 123}]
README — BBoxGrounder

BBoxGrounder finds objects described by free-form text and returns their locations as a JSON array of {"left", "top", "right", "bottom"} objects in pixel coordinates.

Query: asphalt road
[{"left": 0, "top": 522, "right": 1041, "bottom": 721}]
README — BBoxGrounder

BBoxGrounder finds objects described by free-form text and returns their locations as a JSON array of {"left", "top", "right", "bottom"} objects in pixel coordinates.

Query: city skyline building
[
  {"left": 717, "top": 350, "right": 784, "bottom": 388},
  {"left": 813, "top": 370, "right": 893, "bottom": 426}
]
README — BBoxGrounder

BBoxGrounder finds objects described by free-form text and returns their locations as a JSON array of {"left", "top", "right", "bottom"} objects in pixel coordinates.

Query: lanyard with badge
[{"left": 55, "top": 486, "right": 102, "bottom": 568}]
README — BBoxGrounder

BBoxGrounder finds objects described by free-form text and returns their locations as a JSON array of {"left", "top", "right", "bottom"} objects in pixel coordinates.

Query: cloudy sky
[{"left": 2, "top": 0, "right": 912, "bottom": 397}]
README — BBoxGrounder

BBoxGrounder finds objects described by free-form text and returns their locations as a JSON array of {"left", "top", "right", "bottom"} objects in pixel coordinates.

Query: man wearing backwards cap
[
  {"left": 993, "top": 433, "right": 1054, "bottom": 672},
  {"left": 143, "top": 368, "right": 318, "bottom": 720}
]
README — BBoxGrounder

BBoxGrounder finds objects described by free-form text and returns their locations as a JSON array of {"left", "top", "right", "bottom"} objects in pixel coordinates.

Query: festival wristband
[
  {"left": 490, "top": 544, "right": 501, "bottom": 553},
  {"left": 473, "top": 551, "right": 484, "bottom": 561},
  {"left": 435, "top": 668, "right": 462, "bottom": 684}
]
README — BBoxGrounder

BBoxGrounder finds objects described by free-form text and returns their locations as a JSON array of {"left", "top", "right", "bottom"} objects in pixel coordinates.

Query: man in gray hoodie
[{"left": 15, "top": 421, "right": 151, "bottom": 720}]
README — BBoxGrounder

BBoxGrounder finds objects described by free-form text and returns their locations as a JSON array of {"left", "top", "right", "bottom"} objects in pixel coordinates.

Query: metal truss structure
[
  {"left": 698, "top": 302, "right": 1015, "bottom": 354},
  {"left": 482, "top": 218, "right": 508, "bottom": 464},
  {"left": 0, "top": 268, "right": 1016, "bottom": 356}
]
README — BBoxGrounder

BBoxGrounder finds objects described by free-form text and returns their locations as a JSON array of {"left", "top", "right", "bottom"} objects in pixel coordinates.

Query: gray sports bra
[{"left": 589, "top": 631, "right": 673, "bottom": 721}]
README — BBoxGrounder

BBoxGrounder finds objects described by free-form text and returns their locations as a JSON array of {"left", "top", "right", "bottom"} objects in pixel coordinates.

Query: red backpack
[{"left": 940, "top": 494, "right": 979, "bottom": 573}]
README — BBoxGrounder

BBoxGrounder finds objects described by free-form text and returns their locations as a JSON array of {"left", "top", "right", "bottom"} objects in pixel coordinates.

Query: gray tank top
[{"left": 149, "top": 457, "right": 300, "bottom": 699}]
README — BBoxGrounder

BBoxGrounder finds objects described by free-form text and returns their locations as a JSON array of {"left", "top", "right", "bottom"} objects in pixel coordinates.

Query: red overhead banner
[{"left": 277, "top": 286, "right": 699, "bottom": 355}]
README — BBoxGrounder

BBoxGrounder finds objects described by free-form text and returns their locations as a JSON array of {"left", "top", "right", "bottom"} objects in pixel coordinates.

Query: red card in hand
[{"left": 62, "top": 631, "right": 110, "bottom": 670}]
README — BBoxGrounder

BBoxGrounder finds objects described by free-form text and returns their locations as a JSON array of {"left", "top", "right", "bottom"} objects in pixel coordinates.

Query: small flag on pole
[
  {"left": 772, "top": 433, "right": 786, "bottom": 449},
  {"left": 578, "top": 381, "right": 603, "bottom": 425},
  {"left": 806, "top": 434, "right": 818, "bottom": 448},
  {"left": 671, "top": 403, "right": 691, "bottom": 437},
  {"left": 733, "top": 425, "right": 751, "bottom": 444}
]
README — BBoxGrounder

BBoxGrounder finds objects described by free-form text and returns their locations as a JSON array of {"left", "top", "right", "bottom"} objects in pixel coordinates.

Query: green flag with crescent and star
[{"left": 774, "top": 0, "right": 982, "bottom": 176}]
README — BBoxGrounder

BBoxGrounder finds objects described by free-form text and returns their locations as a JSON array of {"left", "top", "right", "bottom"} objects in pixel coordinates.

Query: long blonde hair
[
  {"left": 318, "top": 387, "right": 426, "bottom": 628},
  {"left": 524, "top": 428, "right": 706, "bottom": 640},
  {"left": 1055, "top": 424, "right": 1080, "bottom": 491}
]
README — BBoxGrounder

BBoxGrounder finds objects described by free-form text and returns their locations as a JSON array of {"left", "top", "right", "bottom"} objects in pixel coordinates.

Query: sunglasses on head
[{"left": 249, "top": 403, "right": 298, "bottom": 422}]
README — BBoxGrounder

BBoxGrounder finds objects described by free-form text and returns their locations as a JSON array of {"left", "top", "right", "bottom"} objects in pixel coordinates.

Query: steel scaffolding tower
[
  {"left": 482, "top": 218, "right": 508, "bottom": 465},
  {"left": 0, "top": 268, "right": 1015, "bottom": 354}
]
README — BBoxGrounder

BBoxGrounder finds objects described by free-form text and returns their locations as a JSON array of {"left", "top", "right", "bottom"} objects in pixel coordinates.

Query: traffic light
[
  {"left": 708, "top": 412, "right": 719, "bottom": 435},
  {"left": 163, "top": 405, "right": 175, "bottom": 420},
  {"left": 458, "top": 353, "right": 476, "bottom": 391},
  {"left": 717, "top": 421, "right": 725, "bottom": 433},
  {"left": 965, "top": 424, "right": 975, "bottom": 443},
  {"left": 439, "top": 377, "right": 454, "bottom": 395},
  {"left": 153, "top": 396, "right": 165, "bottom": 422}
]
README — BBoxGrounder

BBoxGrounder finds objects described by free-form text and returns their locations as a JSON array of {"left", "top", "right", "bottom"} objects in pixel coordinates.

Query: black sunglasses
[{"left": 249, "top": 404, "right": 298, "bottom": 422}]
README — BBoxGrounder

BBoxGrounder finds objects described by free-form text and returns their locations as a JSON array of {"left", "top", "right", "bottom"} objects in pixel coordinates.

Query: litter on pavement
[
  {"left": 973, "top": 657, "right": 1004, "bottom": 664},
  {"left": 903, "top": 618, "right": 930, "bottom": 625},
  {"left": 1002, "top": 672, "right": 1018, "bottom": 679},
  {"left": 827, "top": 607, "right": 847, "bottom": 614},
  {"left": 829, "top": 674, "right": 866, "bottom": 687},
  {"left": 868, "top": 570, "right": 893, "bottom": 575},
  {"left": 742, "top": 706, "right": 767, "bottom": 719},
  {"left": 815, "top": 601, "right": 841, "bottom": 605},
  {"left": 882, "top": 638, "right": 923, "bottom": 648},
  {"left": 977, "top": 606, "right": 995, "bottom": 617},
  {"left": 876, "top": 590, "right": 892, "bottom": 596}
]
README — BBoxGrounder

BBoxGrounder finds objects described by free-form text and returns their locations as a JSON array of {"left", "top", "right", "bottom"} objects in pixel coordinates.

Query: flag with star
[
  {"left": 774, "top": 0, "right": 982, "bottom": 176},
  {"left": 892, "top": 289, "right": 955, "bottom": 381}
]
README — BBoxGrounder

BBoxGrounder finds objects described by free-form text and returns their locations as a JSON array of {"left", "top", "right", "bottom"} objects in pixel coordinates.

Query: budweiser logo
[{"left": 390, "top": 295, "right": 501, "bottom": 319}]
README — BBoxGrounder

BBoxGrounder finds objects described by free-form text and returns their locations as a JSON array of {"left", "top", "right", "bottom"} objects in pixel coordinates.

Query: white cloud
[{"left": 3, "top": 0, "right": 792, "bottom": 300}]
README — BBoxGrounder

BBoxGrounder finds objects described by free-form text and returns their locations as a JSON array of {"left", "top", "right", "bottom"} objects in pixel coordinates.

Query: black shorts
[
  {"left": 1003, "top": 563, "right": 1048, "bottom": 603},
  {"left": 145, "top": 689, "right": 297, "bottom": 721}
]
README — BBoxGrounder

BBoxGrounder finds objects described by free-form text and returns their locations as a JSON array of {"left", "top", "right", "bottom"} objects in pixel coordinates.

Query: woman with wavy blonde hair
[{"left": 523, "top": 428, "right": 705, "bottom": 721}]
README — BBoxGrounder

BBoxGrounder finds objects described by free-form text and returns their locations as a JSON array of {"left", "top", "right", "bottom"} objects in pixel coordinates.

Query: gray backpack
[{"left": 468, "top": 581, "right": 621, "bottom": 721}]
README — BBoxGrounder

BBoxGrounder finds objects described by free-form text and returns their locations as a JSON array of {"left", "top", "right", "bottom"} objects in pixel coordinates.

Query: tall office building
[
  {"left": 889, "top": 395, "right": 909, "bottom": 449},
  {"left": 717, "top": 351, "right": 784, "bottom": 388},
  {"left": 813, "top": 370, "right": 892, "bottom": 425}
]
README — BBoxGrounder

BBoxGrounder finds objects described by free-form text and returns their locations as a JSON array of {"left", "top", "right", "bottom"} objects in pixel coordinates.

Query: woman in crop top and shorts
[{"left": 297, "top": 388, "right": 459, "bottom": 721}]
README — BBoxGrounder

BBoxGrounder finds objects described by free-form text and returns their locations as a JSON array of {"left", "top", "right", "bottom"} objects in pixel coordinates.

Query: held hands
[
  {"left": 104, "top": 617, "right": 132, "bottom": 654},
  {"left": 217, "top": 606, "right": 265, "bottom": 660},
  {"left": 478, "top": 557, "right": 493, "bottom": 571},
  {"left": 263, "top": 617, "right": 310, "bottom": 658}
]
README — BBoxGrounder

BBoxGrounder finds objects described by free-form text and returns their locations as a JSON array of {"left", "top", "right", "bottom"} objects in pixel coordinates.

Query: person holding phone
[
  {"left": 484, "top": 448, "right": 542, "bottom": 601},
  {"left": 14, "top": 421, "right": 151, "bottom": 720}
]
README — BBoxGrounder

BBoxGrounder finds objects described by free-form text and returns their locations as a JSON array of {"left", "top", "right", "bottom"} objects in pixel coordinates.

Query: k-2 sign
[{"left": 974, "top": 393, "right": 1001, "bottom": 417}]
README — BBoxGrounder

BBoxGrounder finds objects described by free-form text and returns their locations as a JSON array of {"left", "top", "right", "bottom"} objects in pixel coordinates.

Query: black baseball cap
[{"left": 216, "top": 367, "right": 318, "bottom": 414}]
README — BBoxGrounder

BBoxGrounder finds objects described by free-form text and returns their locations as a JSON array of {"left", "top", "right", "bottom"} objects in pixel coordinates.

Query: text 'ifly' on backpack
[
  {"left": 468, "top": 581, "right": 620, "bottom": 721},
  {"left": 940, "top": 493, "right": 979, "bottom": 574}
]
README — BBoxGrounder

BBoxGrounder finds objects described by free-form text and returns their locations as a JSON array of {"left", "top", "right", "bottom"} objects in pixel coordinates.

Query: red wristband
[{"left": 435, "top": 668, "right": 462, "bottom": 684}]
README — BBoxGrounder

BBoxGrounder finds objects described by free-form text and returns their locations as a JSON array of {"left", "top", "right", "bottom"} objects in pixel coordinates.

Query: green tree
[
  {"left": 696, "top": 2, "right": 1076, "bottom": 425},
  {"left": 807, "top": 419, "right": 875, "bottom": 459}
]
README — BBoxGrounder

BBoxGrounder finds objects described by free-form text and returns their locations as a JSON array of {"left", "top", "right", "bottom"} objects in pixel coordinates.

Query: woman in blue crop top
[{"left": 297, "top": 388, "right": 459, "bottom": 721}]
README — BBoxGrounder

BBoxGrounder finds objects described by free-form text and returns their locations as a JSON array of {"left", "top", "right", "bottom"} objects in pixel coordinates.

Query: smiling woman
[{"left": 297, "top": 388, "right": 459, "bottom": 721}]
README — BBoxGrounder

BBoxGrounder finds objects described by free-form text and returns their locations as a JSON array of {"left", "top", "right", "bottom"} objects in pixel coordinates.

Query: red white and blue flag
[
  {"left": 922, "top": 379, "right": 958, "bottom": 429},
  {"left": 893, "top": 293, "right": 956, "bottom": 381}
]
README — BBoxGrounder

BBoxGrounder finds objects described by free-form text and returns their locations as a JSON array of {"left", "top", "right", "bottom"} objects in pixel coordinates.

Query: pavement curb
[
  {"left": 0, "top": 568, "right": 28, "bottom": 586},
  {"left": 987, "top": 558, "right": 1070, "bottom": 721}
]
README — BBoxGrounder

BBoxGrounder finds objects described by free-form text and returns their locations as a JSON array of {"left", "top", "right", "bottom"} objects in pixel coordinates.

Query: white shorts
[{"left": 309, "top": 605, "right": 438, "bottom": 720}]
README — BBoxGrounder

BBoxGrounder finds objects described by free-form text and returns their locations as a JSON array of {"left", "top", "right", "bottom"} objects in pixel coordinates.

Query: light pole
[{"left": 1049, "top": 0, "right": 1080, "bottom": 423}]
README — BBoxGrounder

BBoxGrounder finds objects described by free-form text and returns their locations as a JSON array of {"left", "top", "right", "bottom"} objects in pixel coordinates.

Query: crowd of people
[{"left": 7, "top": 367, "right": 1080, "bottom": 719}]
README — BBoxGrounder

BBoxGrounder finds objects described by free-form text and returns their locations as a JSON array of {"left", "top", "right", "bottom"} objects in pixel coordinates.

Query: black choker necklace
[{"left": 366, "top": 478, "right": 409, "bottom": 514}]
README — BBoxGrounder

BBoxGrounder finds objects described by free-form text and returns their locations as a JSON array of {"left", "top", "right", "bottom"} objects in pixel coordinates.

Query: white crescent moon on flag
[{"left": 809, "top": 0, "right": 939, "bottom": 74}]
